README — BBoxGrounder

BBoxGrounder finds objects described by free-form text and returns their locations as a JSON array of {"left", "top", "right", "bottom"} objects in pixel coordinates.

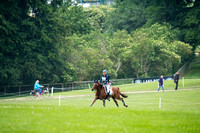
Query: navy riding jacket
[{"left": 100, "top": 74, "right": 110, "bottom": 85}]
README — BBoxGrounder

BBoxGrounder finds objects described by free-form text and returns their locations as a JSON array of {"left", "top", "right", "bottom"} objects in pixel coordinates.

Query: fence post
[
  {"left": 182, "top": 77, "right": 184, "bottom": 88},
  {"left": 159, "top": 97, "right": 161, "bottom": 109},
  {"left": 72, "top": 82, "right": 73, "bottom": 91},
  {"left": 59, "top": 95, "right": 61, "bottom": 106},
  {"left": 18, "top": 86, "right": 21, "bottom": 95},
  {"left": 62, "top": 83, "right": 64, "bottom": 92},
  {"left": 51, "top": 87, "right": 54, "bottom": 96},
  {"left": 47, "top": 87, "right": 49, "bottom": 96},
  {"left": 4, "top": 87, "right": 6, "bottom": 95},
  {"left": 88, "top": 83, "right": 90, "bottom": 89}
]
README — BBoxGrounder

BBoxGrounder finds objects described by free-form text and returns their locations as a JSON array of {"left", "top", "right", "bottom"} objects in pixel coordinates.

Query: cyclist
[{"left": 34, "top": 80, "right": 44, "bottom": 95}]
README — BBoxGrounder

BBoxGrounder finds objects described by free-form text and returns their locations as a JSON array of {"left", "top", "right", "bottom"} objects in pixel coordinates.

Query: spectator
[
  {"left": 174, "top": 72, "right": 179, "bottom": 90},
  {"left": 34, "top": 80, "right": 43, "bottom": 95},
  {"left": 158, "top": 75, "right": 164, "bottom": 92}
]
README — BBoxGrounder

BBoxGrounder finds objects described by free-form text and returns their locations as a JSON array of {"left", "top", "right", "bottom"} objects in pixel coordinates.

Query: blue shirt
[
  {"left": 34, "top": 82, "right": 42, "bottom": 89},
  {"left": 100, "top": 74, "right": 109, "bottom": 85}
]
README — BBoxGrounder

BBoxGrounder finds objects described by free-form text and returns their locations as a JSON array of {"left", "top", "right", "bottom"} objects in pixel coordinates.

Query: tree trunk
[{"left": 116, "top": 58, "right": 122, "bottom": 73}]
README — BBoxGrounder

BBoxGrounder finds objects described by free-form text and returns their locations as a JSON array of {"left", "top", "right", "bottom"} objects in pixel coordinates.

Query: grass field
[
  {"left": 0, "top": 82, "right": 200, "bottom": 133},
  {"left": 184, "top": 56, "right": 200, "bottom": 78},
  {"left": 50, "top": 78, "right": 200, "bottom": 96},
  {"left": 0, "top": 58, "right": 199, "bottom": 133}
]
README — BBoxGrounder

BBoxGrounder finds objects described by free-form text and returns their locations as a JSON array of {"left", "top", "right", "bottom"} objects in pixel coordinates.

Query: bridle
[
  {"left": 91, "top": 81, "right": 103, "bottom": 91},
  {"left": 91, "top": 82, "right": 98, "bottom": 91}
]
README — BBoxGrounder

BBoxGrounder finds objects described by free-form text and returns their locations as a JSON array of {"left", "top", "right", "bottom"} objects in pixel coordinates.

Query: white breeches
[{"left": 104, "top": 84, "right": 111, "bottom": 93}]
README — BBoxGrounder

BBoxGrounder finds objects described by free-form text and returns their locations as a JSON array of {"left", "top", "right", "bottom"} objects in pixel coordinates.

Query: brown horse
[{"left": 90, "top": 80, "right": 128, "bottom": 107}]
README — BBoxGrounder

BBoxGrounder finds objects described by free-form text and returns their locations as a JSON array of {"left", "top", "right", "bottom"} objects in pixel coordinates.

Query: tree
[
  {"left": 183, "top": 6, "right": 200, "bottom": 53},
  {"left": 107, "top": 30, "right": 133, "bottom": 75},
  {"left": 84, "top": 5, "right": 113, "bottom": 31},
  {"left": 0, "top": 0, "right": 84, "bottom": 85},
  {"left": 145, "top": 0, "right": 200, "bottom": 52},
  {"left": 105, "top": 0, "right": 147, "bottom": 33},
  {"left": 64, "top": 31, "right": 117, "bottom": 81},
  {"left": 121, "top": 23, "right": 192, "bottom": 78}
]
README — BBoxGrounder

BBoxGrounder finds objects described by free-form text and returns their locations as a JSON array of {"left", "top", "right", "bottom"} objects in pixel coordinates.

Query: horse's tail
[
  {"left": 120, "top": 92, "right": 128, "bottom": 98},
  {"left": 116, "top": 87, "right": 128, "bottom": 98}
]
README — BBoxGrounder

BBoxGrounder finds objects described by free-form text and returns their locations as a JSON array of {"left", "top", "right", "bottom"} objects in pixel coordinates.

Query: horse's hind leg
[
  {"left": 112, "top": 98, "right": 119, "bottom": 107},
  {"left": 103, "top": 99, "right": 105, "bottom": 107},
  {"left": 117, "top": 97, "right": 128, "bottom": 107},
  {"left": 121, "top": 99, "right": 128, "bottom": 107}
]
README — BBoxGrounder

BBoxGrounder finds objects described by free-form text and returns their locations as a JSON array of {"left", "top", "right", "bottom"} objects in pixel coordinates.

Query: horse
[{"left": 90, "top": 80, "right": 128, "bottom": 107}]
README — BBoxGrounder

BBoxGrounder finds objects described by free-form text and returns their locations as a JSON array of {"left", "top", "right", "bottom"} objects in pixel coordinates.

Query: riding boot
[{"left": 106, "top": 93, "right": 110, "bottom": 101}]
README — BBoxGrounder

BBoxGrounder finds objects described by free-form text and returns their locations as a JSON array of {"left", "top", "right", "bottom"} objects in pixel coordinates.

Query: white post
[
  {"left": 51, "top": 87, "right": 54, "bottom": 97},
  {"left": 47, "top": 88, "right": 49, "bottom": 96},
  {"left": 62, "top": 83, "right": 64, "bottom": 92},
  {"left": 59, "top": 95, "right": 61, "bottom": 106},
  {"left": 88, "top": 84, "right": 90, "bottom": 89},
  {"left": 159, "top": 97, "right": 161, "bottom": 109},
  {"left": 182, "top": 77, "right": 184, "bottom": 88}
]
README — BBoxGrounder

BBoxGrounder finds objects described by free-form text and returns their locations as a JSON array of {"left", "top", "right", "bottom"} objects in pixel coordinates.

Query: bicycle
[{"left": 30, "top": 87, "right": 49, "bottom": 98}]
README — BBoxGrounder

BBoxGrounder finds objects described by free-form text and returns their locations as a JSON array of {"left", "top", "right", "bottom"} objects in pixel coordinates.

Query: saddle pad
[{"left": 109, "top": 87, "right": 113, "bottom": 95}]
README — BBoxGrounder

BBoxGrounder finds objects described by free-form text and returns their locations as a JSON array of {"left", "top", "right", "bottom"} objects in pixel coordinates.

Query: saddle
[{"left": 104, "top": 86, "right": 112, "bottom": 95}]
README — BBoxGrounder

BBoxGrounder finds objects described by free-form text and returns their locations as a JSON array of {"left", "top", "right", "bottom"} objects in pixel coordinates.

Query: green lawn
[
  {"left": 0, "top": 85, "right": 200, "bottom": 133},
  {"left": 0, "top": 58, "right": 199, "bottom": 133},
  {"left": 49, "top": 78, "right": 200, "bottom": 96},
  {"left": 184, "top": 63, "right": 200, "bottom": 78},
  {"left": 184, "top": 56, "right": 200, "bottom": 78}
]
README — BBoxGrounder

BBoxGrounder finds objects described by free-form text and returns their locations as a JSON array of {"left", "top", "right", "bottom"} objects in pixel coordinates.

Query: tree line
[{"left": 0, "top": 0, "right": 199, "bottom": 86}]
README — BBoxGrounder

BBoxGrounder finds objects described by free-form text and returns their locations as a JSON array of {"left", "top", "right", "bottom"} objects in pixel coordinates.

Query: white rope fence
[{"left": 53, "top": 95, "right": 200, "bottom": 109}]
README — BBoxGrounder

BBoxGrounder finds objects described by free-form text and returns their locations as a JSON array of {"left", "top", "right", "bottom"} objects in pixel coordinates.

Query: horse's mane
[
  {"left": 99, "top": 84, "right": 103, "bottom": 88},
  {"left": 94, "top": 80, "right": 103, "bottom": 89},
  {"left": 98, "top": 82, "right": 103, "bottom": 88}
]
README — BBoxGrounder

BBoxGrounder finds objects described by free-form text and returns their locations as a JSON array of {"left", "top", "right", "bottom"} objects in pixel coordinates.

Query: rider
[
  {"left": 100, "top": 70, "right": 110, "bottom": 101},
  {"left": 34, "top": 80, "right": 44, "bottom": 95}
]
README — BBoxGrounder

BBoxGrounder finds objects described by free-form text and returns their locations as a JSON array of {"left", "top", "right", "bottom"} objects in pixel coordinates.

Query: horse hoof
[{"left": 125, "top": 105, "right": 128, "bottom": 107}]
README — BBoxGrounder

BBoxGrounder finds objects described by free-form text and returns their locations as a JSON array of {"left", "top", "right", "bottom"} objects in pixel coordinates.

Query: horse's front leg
[
  {"left": 103, "top": 99, "right": 105, "bottom": 107},
  {"left": 90, "top": 97, "right": 97, "bottom": 107}
]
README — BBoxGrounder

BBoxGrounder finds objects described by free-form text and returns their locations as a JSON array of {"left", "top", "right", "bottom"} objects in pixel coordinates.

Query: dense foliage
[{"left": 0, "top": 0, "right": 199, "bottom": 86}]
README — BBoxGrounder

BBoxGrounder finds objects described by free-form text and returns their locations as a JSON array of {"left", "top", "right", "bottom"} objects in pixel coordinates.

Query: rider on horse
[{"left": 100, "top": 70, "right": 111, "bottom": 101}]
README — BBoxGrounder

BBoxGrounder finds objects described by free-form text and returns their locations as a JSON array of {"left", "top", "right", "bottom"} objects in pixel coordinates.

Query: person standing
[
  {"left": 158, "top": 75, "right": 164, "bottom": 92},
  {"left": 174, "top": 72, "right": 179, "bottom": 90}
]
